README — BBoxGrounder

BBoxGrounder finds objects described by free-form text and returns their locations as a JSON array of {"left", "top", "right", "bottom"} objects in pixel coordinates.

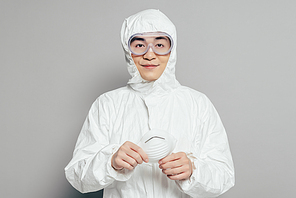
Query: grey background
[{"left": 1, "top": 1, "right": 295, "bottom": 198}]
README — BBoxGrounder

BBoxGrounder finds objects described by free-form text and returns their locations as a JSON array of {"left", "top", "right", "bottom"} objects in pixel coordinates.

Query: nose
[{"left": 143, "top": 47, "right": 156, "bottom": 60}]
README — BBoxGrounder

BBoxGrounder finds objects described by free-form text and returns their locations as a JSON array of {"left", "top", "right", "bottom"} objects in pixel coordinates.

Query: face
[{"left": 130, "top": 34, "right": 171, "bottom": 81}]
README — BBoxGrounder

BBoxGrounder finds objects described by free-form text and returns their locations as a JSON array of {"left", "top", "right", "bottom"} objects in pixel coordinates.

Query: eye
[
  {"left": 135, "top": 44, "right": 145, "bottom": 48},
  {"left": 155, "top": 43, "right": 164, "bottom": 48}
]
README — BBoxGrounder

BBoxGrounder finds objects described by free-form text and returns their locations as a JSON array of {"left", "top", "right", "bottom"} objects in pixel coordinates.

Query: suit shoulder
[
  {"left": 94, "top": 86, "right": 132, "bottom": 104},
  {"left": 177, "top": 85, "right": 208, "bottom": 100}
]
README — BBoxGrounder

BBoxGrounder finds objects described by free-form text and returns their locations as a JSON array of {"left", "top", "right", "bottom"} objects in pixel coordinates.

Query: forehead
[{"left": 131, "top": 35, "right": 169, "bottom": 41}]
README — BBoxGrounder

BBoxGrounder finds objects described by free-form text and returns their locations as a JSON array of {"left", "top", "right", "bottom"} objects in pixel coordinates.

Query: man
[{"left": 65, "top": 9, "right": 235, "bottom": 197}]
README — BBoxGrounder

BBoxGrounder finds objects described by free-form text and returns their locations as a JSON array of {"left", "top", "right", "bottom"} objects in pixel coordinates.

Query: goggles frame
[{"left": 128, "top": 32, "right": 173, "bottom": 56}]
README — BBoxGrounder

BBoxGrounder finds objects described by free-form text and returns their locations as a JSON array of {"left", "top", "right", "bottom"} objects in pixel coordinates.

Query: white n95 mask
[{"left": 138, "top": 129, "right": 177, "bottom": 163}]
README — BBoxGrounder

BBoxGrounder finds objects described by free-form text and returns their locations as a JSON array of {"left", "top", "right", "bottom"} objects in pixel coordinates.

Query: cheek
[
  {"left": 160, "top": 55, "right": 170, "bottom": 64},
  {"left": 131, "top": 56, "right": 137, "bottom": 64},
  {"left": 131, "top": 57, "right": 140, "bottom": 67},
  {"left": 159, "top": 56, "right": 170, "bottom": 68}
]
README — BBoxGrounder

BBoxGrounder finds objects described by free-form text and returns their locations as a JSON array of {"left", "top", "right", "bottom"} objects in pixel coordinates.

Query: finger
[
  {"left": 126, "top": 151, "right": 143, "bottom": 165},
  {"left": 162, "top": 165, "right": 185, "bottom": 176},
  {"left": 119, "top": 159, "right": 135, "bottom": 171},
  {"left": 112, "top": 155, "right": 134, "bottom": 170},
  {"left": 159, "top": 153, "right": 181, "bottom": 165},
  {"left": 121, "top": 153, "right": 138, "bottom": 168},
  {"left": 159, "top": 155, "right": 187, "bottom": 170},
  {"left": 159, "top": 159, "right": 183, "bottom": 170},
  {"left": 128, "top": 142, "right": 149, "bottom": 163},
  {"left": 167, "top": 171, "right": 191, "bottom": 181},
  {"left": 120, "top": 142, "right": 144, "bottom": 164}
]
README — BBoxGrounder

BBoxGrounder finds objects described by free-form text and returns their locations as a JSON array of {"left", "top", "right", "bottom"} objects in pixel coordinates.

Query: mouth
[{"left": 141, "top": 64, "right": 159, "bottom": 69}]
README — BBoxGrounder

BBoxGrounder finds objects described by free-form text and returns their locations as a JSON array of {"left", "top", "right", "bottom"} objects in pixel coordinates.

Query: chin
[
  {"left": 140, "top": 72, "right": 162, "bottom": 81},
  {"left": 143, "top": 77, "right": 158, "bottom": 81}
]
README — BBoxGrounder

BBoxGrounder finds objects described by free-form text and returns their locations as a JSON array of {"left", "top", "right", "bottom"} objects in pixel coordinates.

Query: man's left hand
[{"left": 158, "top": 152, "right": 193, "bottom": 180}]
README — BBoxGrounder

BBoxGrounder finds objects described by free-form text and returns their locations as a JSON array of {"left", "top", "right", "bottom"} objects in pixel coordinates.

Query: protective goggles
[{"left": 128, "top": 32, "right": 173, "bottom": 55}]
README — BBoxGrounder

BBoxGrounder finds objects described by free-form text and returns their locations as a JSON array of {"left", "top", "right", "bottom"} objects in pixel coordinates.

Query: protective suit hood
[{"left": 121, "top": 9, "right": 180, "bottom": 95}]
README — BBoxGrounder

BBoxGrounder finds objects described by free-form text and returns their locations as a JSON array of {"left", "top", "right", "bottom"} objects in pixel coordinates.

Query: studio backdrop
[{"left": 1, "top": 1, "right": 295, "bottom": 198}]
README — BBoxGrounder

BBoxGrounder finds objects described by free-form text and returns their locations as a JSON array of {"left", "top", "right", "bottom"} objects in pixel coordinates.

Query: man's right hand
[{"left": 111, "top": 141, "right": 149, "bottom": 171}]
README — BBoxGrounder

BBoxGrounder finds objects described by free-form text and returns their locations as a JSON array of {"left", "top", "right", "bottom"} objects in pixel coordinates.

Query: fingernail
[
  {"left": 145, "top": 159, "right": 149, "bottom": 162},
  {"left": 159, "top": 161, "right": 162, "bottom": 164}
]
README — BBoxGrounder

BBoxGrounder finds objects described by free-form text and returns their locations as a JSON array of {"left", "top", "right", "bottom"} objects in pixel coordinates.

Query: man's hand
[
  {"left": 158, "top": 152, "right": 193, "bottom": 180},
  {"left": 111, "top": 141, "right": 149, "bottom": 171}
]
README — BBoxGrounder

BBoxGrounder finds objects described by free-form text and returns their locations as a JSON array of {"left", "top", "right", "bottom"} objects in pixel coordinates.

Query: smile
[{"left": 141, "top": 64, "right": 159, "bottom": 69}]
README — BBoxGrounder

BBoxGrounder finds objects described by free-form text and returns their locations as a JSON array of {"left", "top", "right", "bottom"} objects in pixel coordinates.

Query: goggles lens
[{"left": 128, "top": 32, "right": 173, "bottom": 55}]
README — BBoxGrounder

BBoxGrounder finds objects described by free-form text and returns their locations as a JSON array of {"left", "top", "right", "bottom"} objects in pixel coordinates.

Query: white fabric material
[{"left": 65, "top": 9, "right": 235, "bottom": 198}]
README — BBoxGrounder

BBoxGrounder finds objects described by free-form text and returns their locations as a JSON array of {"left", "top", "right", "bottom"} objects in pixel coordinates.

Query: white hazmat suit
[{"left": 65, "top": 9, "right": 235, "bottom": 198}]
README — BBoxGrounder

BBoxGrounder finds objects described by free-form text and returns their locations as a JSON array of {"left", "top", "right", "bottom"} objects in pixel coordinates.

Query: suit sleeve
[
  {"left": 176, "top": 95, "right": 235, "bottom": 197},
  {"left": 64, "top": 95, "right": 134, "bottom": 193}
]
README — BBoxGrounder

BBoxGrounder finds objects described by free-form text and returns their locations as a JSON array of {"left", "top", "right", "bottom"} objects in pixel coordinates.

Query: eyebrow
[
  {"left": 155, "top": 36, "right": 168, "bottom": 41},
  {"left": 130, "top": 37, "right": 145, "bottom": 43},
  {"left": 155, "top": 36, "right": 171, "bottom": 45},
  {"left": 130, "top": 36, "right": 169, "bottom": 43}
]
